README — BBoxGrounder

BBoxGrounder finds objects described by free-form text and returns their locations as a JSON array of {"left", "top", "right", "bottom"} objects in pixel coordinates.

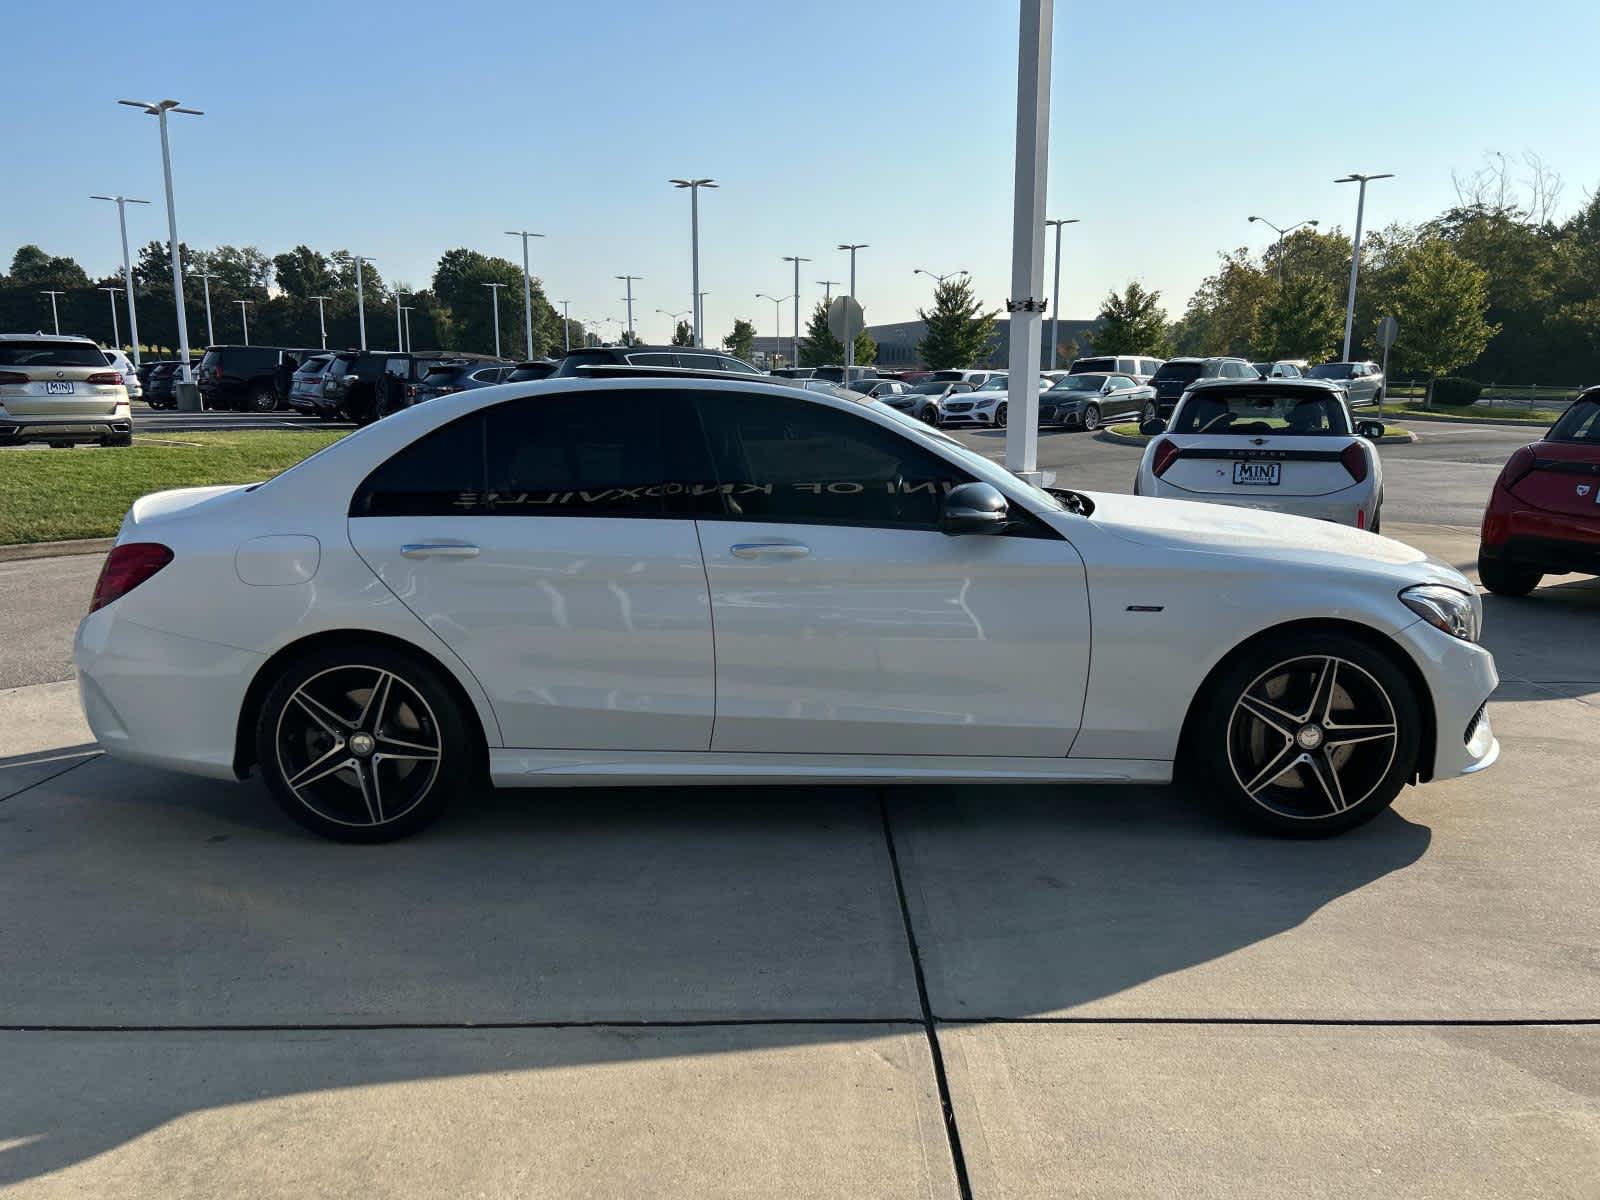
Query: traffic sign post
[
  {"left": 828, "top": 295, "right": 865, "bottom": 385},
  {"left": 1375, "top": 315, "right": 1398, "bottom": 418}
]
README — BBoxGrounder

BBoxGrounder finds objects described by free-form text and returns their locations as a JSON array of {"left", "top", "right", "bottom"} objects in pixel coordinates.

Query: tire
[
  {"left": 920, "top": 405, "right": 941, "bottom": 428},
  {"left": 994, "top": 403, "right": 1007, "bottom": 429},
  {"left": 1082, "top": 403, "right": 1101, "bottom": 432},
  {"left": 1141, "top": 401, "right": 1158, "bottom": 425},
  {"left": 255, "top": 644, "right": 476, "bottom": 843},
  {"left": 1186, "top": 631, "right": 1422, "bottom": 838},
  {"left": 1478, "top": 556, "right": 1541, "bottom": 597},
  {"left": 247, "top": 382, "right": 279, "bottom": 413},
  {"left": 1368, "top": 505, "right": 1382, "bottom": 534}
]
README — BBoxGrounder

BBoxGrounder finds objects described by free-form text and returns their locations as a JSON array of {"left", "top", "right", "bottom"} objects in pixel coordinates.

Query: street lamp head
[
  {"left": 837, "top": 243, "right": 868, "bottom": 252},
  {"left": 1308, "top": 219, "right": 1321, "bottom": 227},
  {"left": 1044, "top": 218, "right": 1080, "bottom": 229},
  {"left": 1248, "top": 215, "right": 1261, "bottom": 223},
  {"left": 119, "top": 98, "right": 202, "bottom": 116},
  {"left": 1335, "top": 173, "right": 1395, "bottom": 184}
]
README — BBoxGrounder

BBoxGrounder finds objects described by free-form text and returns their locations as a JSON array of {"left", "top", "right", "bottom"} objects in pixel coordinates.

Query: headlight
[
  {"left": 1400, "top": 584, "right": 1479, "bottom": 642},
  {"left": 974, "top": 397, "right": 998, "bottom": 408}
]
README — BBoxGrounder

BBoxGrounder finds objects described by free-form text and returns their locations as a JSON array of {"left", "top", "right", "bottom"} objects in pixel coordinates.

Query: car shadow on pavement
[{"left": 0, "top": 759, "right": 1432, "bottom": 1187}]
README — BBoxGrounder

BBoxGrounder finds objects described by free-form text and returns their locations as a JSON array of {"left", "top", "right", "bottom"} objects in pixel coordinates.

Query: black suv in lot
[
  {"left": 196, "top": 345, "right": 322, "bottom": 412},
  {"left": 550, "top": 345, "right": 763, "bottom": 377},
  {"left": 322, "top": 351, "right": 501, "bottom": 422}
]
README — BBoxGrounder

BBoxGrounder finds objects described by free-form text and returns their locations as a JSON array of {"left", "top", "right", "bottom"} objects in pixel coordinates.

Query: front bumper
[
  {"left": 1, "top": 412, "right": 131, "bottom": 445},
  {"left": 940, "top": 405, "right": 1001, "bottom": 427},
  {"left": 75, "top": 609, "right": 264, "bottom": 781},
  {"left": 1392, "top": 617, "right": 1499, "bottom": 781}
]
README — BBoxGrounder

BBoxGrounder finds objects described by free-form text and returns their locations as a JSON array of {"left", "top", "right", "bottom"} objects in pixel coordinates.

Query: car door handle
[
  {"left": 730, "top": 542, "right": 810, "bottom": 560},
  {"left": 400, "top": 543, "right": 480, "bottom": 560}
]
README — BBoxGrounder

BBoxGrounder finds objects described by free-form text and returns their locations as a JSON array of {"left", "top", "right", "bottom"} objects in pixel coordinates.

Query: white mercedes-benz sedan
[
  {"left": 1135, "top": 379, "right": 1385, "bottom": 530},
  {"left": 75, "top": 376, "right": 1498, "bottom": 843}
]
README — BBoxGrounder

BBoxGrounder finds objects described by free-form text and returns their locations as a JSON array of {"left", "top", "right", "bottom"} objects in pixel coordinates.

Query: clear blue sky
[{"left": 4, "top": 0, "right": 1597, "bottom": 345}]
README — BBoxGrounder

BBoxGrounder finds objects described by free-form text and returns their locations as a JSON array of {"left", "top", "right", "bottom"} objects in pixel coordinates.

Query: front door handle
[
  {"left": 730, "top": 542, "right": 810, "bottom": 560},
  {"left": 401, "top": 543, "right": 480, "bottom": 560}
]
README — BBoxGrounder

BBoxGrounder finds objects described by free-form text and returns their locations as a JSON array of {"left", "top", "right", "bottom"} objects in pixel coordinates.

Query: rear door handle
[
  {"left": 400, "top": 543, "right": 480, "bottom": 560},
  {"left": 731, "top": 542, "right": 810, "bottom": 560}
]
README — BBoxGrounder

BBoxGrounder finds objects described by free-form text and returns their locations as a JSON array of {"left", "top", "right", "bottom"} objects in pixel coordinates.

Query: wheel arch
[
  {"left": 1176, "top": 617, "right": 1438, "bottom": 784},
  {"left": 233, "top": 629, "right": 492, "bottom": 780}
]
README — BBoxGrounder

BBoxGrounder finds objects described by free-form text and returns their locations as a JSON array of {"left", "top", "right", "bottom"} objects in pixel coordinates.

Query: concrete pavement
[{"left": 1, "top": 524, "right": 1596, "bottom": 1197}]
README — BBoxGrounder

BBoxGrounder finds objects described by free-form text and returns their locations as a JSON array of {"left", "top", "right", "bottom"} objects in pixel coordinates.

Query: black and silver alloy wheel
[
  {"left": 994, "top": 402, "right": 1007, "bottom": 428},
  {"left": 1141, "top": 401, "right": 1157, "bottom": 425},
  {"left": 1082, "top": 403, "right": 1101, "bottom": 431},
  {"left": 257, "top": 647, "right": 472, "bottom": 841},
  {"left": 1192, "top": 633, "right": 1420, "bottom": 837}
]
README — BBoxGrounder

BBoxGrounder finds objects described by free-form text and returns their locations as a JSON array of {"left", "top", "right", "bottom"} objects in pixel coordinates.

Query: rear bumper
[
  {"left": 1143, "top": 478, "right": 1377, "bottom": 527},
  {"left": 0, "top": 411, "right": 131, "bottom": 445},
  {"left": 1480, "top": 505, "right": 1600, "bottom": 576}
]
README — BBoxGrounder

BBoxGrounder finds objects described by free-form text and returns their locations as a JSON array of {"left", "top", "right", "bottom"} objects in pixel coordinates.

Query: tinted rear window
[
  {"left": 1152, "top": 362, "right": 1204, "bottom": 383},
  {"left": 1548, "top": 398, "right": 1600, "bottom": 444},
  {"left": 0, "top": 340, "right": 110, "bottom": 367},
  {"left": 1173, "top": 390, "right": 1351, "bottom": 436},
  {"left": 1071, "top": 357, "right": 1115, "bottom": 373},
  {"left": 1306, "top": 364, "right": 1353, "bottom": 380}
]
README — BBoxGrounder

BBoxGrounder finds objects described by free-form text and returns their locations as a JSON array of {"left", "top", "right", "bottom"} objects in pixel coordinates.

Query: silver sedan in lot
[{"left": 1039, "top": 373, "right": 1154, "bottom": 431}]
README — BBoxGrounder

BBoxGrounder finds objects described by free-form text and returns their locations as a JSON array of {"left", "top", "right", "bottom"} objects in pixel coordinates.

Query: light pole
[
  {"left": 483, "top": 282, "right": 506, "bottom": 357},
  {"left": 235, "top": 299, "right": 252, "bottom": 345},
  {"left": 504, "top": 229, "right": 544, "bottom": 359},
  {"left": 91, "top": 194, "right": 151, "bottom": 366},
  {"left": 616, "top": 274, "right": 641, "bottom": 343},
  {"left": 817, "top": 280, "right": 840, "bottom": 304},
  {"left": 99, "top": 287, "right": 122, "bottom": 347},
  {"left": 756, "top": 293, "right": 786, "bottom": 365},
  {"left": 400, "top": 306, "right": 414, "bottom": 353},
  {"left": 657, "top": 308, "right": 690, "bottom": 342},
  {"left": 782, "top": 255, "right": 810, "bottom": 366},
  {"left": 1044, "top": 218, "right": 1078, "bottom": 368},
  {"left": 1334, "top": 173, "right": 1393, "bottom": 361},
  {"left": 1005, "top": 0, "right": 1053, "bottom": 482},
  {"left": 670, "top": 178, "right": 717, "bottom": 345},
  {"left": 838, "top": 243, "right": 867, "bottom": 379},
  {"left": 555, "top": 299, "right": 571, "bottom": 353},
  {"left": 914, "top": 267, "right": 969, "bottom": 286},
  {"left": 1247, "top": 215, "right": 1319, "bottom": 285},
  {"left": 393, "top": 288, "right": 407, "bottom": 353},
  {"left": 191, "top": 270, "right": 219, "bottom": 345},
  {"left": 310, "top": 295, "right": 330, "bottom": 350},
  {"left": 334, "top": 254, "right": 372, "bottom": 350},
  {"left": 118, "top": 98, "right": 202, "bottom": 400},
  {"left": 40, "top": 291, "right": 64, "bottom": 335}
]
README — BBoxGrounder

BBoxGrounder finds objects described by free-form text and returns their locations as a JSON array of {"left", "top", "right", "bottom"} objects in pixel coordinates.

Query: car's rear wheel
[
  {"left": 1082, "top": 403, "right": 1101, "bottom": 431},
  {"left": 1188, "top": 633, "right": 1421, "bottom": 837},
  {"left": 247, "top": 381, "right": 279, "bottom": 413},
  {"left": 1478, "top": 557, "right": 1542, "bottom": 597},
  {"left": 255, "top": 646, "right": 474, "bottom": 842}
]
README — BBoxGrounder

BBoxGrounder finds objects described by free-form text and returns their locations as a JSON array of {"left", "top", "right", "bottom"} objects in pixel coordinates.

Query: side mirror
[
  {"left": 940, "top": 482, "right": 1010, "bottom": 536},
  {"left": 1139, "top": 417, "right": 1166, "bottom": 436},
  {"left": 1357, "top": 420, "right": 1385, "bottom": 440}
]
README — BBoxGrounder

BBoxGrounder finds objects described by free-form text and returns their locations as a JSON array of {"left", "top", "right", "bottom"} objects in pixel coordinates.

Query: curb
[
  {"left": 0, "top": 537, "right": 114, "bottom": 564},
  {"left": 1095, "top": 428, "right": 1418, "bottom": 447},
  {"left": 1381, "top": 409, "right": 1555, "bottom": 429}
]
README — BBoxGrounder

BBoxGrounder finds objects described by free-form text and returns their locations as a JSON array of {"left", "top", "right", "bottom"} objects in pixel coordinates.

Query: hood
[{"left": 1078, "top": 490, "right": 1472, "bottom": 588}]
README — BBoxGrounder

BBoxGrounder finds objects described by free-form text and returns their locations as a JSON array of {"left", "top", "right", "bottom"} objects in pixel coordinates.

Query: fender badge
[{"left": 1578, "top": 484, "right": 1592, "bottom": 497}]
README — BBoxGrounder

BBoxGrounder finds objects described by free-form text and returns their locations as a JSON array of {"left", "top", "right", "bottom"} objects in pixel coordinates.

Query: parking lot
[{"left": 1, "top": 419, "right": 1595, "bottom": 1197}]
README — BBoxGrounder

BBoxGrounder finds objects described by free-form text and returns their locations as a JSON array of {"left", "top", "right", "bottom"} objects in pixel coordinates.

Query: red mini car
[{"left": 1479, "top": 386, "right": 1600, "bottom": 595}]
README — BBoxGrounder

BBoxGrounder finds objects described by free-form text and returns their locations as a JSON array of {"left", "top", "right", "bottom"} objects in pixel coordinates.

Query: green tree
[
  {"left": 431, "top": 248, "right": 560, "bottom": 357},
  {"left": 272, "top": 245, "right": 337, "bottom": 298},
  {"left": 199, "top": 245, "right": 272, "bottom": 297},
  {"left": 1171, "top": 248, "right": 1272, "bottom": 357},
  {"left": 7, "top": 245, "right": 89, "bottom": 289},
  {"left": 723, "top": 318, "right": 757, "bottom": 361},
  {"left": 799, "top": 302, "right": 878, "bottom": 367},
  {"left": 1388, "top": 240, "right": 1499, "bottom": 402},
  {"left": 1250, "top": 274, "right": 1343, "bottom": 362},
  {"left": 672, "top": 320, "right": 694, "bottom": 347},
  {"left": 1089, "top": 282, "right": 1172, "bottom": 355},
  {"left": 916, "top": 276, "right": 997, "bottom": 369}
]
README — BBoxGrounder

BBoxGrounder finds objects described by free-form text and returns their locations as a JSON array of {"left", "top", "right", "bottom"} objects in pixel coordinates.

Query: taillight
[
  {"left": 1151, "top": 437, "right": 1180, "bottom": 477},
  {"left": 0, "top": 371, "right": 27, "bottom": 385},
  {"left": 86, "top": 371, "right": 123, "bottom": 385},
  {"left": 90, "top": 543, "right": 174, "bottom": 613},
  {"left": 1340, "top": 442, "right": 1368, "bottom": 483},
  {"left": 1500, "top": 445, "right": 1537, "bottom": 488}
]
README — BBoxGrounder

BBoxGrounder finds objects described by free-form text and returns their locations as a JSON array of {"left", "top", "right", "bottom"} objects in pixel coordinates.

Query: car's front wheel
[
  {"left": 994, "top": 402, "right": 1007, "bottom": 428},
  {"left": 1082, "top": 403, "right": 1101, "bottom": 431},
  {"left": 1478, "top": 557, "right": 1541, "bottom": 597},
  {"left": 255, "top": 645, "right": 475, "bottom": 842},
  {"left": 1188, "top": 632, "right": 1421, "bottom": 837},
  {"left": 1141, "top": 400, "right": 1158, "bottom": 425}
]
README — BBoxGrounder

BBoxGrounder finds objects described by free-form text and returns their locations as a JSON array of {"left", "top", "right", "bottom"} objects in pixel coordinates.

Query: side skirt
[{"left": 488, "top": 749, "right": 1173, "bottom": 789}]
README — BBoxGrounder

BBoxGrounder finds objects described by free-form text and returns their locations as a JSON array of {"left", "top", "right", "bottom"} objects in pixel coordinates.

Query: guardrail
[{"left": 1386, "top": 381, "right": 1588, "bottom": 411}]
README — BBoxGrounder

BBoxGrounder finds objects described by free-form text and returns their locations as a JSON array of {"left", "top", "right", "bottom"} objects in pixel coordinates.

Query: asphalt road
[{"left": 134, "top": 407, "right": 352, "bottom": 433}]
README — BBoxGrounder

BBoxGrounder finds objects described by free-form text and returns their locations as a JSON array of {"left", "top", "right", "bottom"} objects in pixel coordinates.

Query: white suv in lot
[
  {"left": 76, "top": 376, "right": 1496, "bottom": 844},
  {"left": 0, "top": 334, "right": 132, "bottom": 447}
]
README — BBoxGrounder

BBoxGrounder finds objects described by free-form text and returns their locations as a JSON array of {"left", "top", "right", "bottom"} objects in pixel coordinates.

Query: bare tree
[{"left": 1452, "top": 150, "right": 1564, "bottom": 225}]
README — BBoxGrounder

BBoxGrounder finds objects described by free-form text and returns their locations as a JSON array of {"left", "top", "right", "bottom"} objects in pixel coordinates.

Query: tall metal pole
[
  {"left": 236, "top": 300, "right": 251, "bottom": 345},
  {"left": 1335, "top": 174, "right": 1392, "bottom": 360},
  {"left": 672, "top": 179, "right": 717, "bottom": 347},
  {"left": 557, "top": 299, "right": 571, "bottom": 352},
  {"left": 310, "top": 295, "right": 329, "bottom": 350},
  {"left": 94, "top": 195, "right": 151, "bottom": 367},
  {"left": 156, "top": 109, "right": 194, "bottom": 383},
  {"left": 401, "top": 306, "right": 413, "bottom": 353},
  {"left": 838, "top": 244, "right": 866, "bottom": 380},
  {"left": 817, "top": 281, "right": 838, "bottom": 304},
  {"left": 100, "top": 287, "right": 121, "bottom": 346},
  {"left": 41, "top": 291, "right": 64, "bottom": 334},
  {"left": 1005, "top": 0, "right": 1052, "bottom": 482},
  {"left": 505, "top": 230, "right": 544, "bottom": 360},
  {"left": 394, "top": 289, "right": 407, "bottom": 353},
  {"left": 193, "top": 271, "right": 217, "bottom": 345},
  {"left": 334, "top": 254, "right": 371, "bottom": 350},
  {"left": 783, "top": 255, "right": 810, "bottom": 366},
  {"left": 483, "top": 282, "right": 505, "bottom": 357},
  {"left": 616, "top": 275, "right": 641, "bottom": 343},
  {"left": 1044, "top": 218, "right": 1078, "bottom": 368},
  {"left": 1247, "top": 216, "right": 1318, "bottom": 286}
]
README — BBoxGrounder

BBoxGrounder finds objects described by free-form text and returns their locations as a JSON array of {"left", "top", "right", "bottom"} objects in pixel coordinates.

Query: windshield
[
  {"left": 1051, "top": 374, "right": 1107, "bottom": 392},
  {"left": 1173, "top": 390, "right": 1352, "bottom": 436},
  {"left": 907, "top": 381, "right": 950, "bottom": 395},
  {"left": 1306, "top": 363, "right": 1354, "bottom": 380},
  {"left": 975, "top": 377, "right": 1010, "bottom": 391},
  {"left": 1548, "top": 397, "right": 1600, "bottom": 443},
  {"left": 0, "top": 340, "right": 110, "bottom": 367},
  {"left": 1152, "top": 361, "right": 1203, "bottom": 383}
]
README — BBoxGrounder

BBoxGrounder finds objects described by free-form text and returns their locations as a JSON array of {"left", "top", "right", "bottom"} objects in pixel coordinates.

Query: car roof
[
  {"left": 1186, "top": 377, "right": 1344, "bottom": 394},
  {"left": 0, "top": 332, "right": 98, "bottom": 344}
]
